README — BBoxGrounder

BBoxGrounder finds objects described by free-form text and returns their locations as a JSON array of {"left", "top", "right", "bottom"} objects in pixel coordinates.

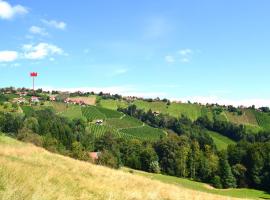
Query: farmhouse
[
  {"left": 64, "top": 98, "right": 86, "bottom": 105},
  {"left": 49, "top": 96, "right": 56, "bottom": 101},
  {"left": 88, "top": 152, "right": 101, "bottom": 162},
  {"left": 31, "top": 96, "right": 40, "bottom": 103}
]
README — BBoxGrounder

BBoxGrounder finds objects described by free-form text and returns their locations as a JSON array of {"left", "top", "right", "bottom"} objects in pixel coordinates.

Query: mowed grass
[
  {"left": 122, "top": 167, "right": 270, "bottom": 200},
  {"left": 121, "top": 125, "right": 166, "bottom": 140},
  {"left": 0, "top": 134, "right": 247, "bottom": 200},
  {"left": 207, "top": 131, "right": 236, "bottom": 150},
  {"left": 106, "top": 115, "right": 143, "bottom": 129},
  {"left": 98, "top": 99, "right": 128, "bottom": 110}
]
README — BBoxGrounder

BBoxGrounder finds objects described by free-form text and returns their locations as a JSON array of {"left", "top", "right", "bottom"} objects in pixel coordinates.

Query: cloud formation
[
  {"left": 0, "top": 51, "right": 18, "bottom": 62},
  {"left": 178, "top": 49, "right": 193, "bottom": 63},
  {"left": 0, "top": 0, "right": 28, "bottom": 19},
  {"left": 42, "top": 19, "right": 66, "bottom": 30},
  {"left": 29, "top": 26, "right": 48, "bottom": 36},
  {"left": 22, "top": 43, "right": 64, "bottom": 60},
  {"left": 165, "top": 55, "right": 175, "bottom": 63}
]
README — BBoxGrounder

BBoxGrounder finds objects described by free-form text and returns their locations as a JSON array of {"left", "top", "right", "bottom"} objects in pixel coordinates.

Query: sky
[{"left": 0, "top": 0, "right": 270, "bottom": 107}]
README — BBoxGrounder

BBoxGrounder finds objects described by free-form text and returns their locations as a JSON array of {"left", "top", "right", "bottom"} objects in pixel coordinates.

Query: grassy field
[
  {"left": 59, "top": 105, "right": 84, "bottom": 120},
  {"left": 253, "top": 111, "right": 270, "bottom": 131},
  {"left": 1, "top": 134, "right": 268, "bottom": 200},
  {"left": 207, "top": 131, "right": 236, "bottom": 150},
  {"left": 98, "top": 99, "right": 128, "bottom": 110},
  {"left": 225, "top": 110, "right": 258, "bottom": 126},
  {"left": 121, "top": 125, "right": 166, "bottom": 140},
  {"left": 167, "top": 103, "right": 202, "bottom": 120},
  {"left": 95, "top": 106, "right": 123, "bottom": 118},
  {"left": 106, "top": 115, "right": 143, "bottom": 129},
  {"left": 122, "top": 168, "right": 270, "bottom": 199},
  {"left": 82, "top": 106, "right": 106, "bottom": 121}
]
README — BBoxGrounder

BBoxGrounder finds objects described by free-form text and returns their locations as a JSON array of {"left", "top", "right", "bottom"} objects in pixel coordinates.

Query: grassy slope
[
  {"left": 122, "top": 168, "right": 270, "bottom": 200},
  {"left": 1, "top": 135, "right": 269, "bottom": 200},
  {"left": 207, "top": 131, "right": 236, "bottom": 150}
]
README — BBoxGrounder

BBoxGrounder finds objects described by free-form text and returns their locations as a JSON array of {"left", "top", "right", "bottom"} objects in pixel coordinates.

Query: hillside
[{"left": 1, "top": 134, "right": 269, "bottom": 200}]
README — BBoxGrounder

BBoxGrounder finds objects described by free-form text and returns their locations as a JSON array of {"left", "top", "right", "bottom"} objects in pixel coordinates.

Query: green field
[
  {"left": 82, "top": 106, "right": 106, "bottom": 121},
  {"left": 253, "top": 111, "right": 270, "bottom": 131},
  {"left": 207, "top": 131, "right": 236, "bottom": 150},
  {"left": 122, "top": 167, "right": 270, "bottom": 199},
  {"left": 60, "top": 105, "right": 84, "bottom": 119},
  {"left": 106, "top": 115, "right": 143, "bottom": 129},
  {"left": 99, "top": 99, "right": 128, "bottom": 110},
  {"left": 96, "top": 106, "right": 123, "bottom": 118},
  {"left": 121, "top": 125, "right": 166, "bottom": 140},
  {"left": 167, "top": 103, "right": 202, "bottom": 120}
]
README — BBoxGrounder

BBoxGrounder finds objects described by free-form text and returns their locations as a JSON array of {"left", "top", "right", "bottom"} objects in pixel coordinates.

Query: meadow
[{"left": 0, "top": 134, "right": 251, "bottom": 200}]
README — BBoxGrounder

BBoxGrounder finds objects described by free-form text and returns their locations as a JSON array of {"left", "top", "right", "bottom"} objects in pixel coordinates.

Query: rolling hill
[{"left": 1, "top": 134, "right": 269, "bottom": 200}]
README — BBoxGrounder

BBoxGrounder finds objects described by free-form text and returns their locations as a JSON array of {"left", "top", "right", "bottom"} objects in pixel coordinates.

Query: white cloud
[
  {"left": 165, "top": 55, "right": 175, "bottom": 63},
  {"left": 29, "top": 26, "right": 48, "bottom": 36},
  {"left": 22, "top": 43, "right": 64, "bottom": 60},
  {"left": 42, "top": 19, "right": 66, "bottom": 30},
  {"left": 0, "top": 51, "right": 18, "bottom": 62},
  {"left": 178, "top": 49, "right": 193, "bottom": 56},
  {"left": 0, "top": 0, "right": 28, "bottom": 19},
  {"left": 180, "top": 58, "right": 190, "bottom": 63}
]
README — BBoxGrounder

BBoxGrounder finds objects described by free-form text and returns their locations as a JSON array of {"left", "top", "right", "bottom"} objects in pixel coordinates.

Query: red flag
[{"left": 30, "top": 72, "right": 38, "bottom": 77}]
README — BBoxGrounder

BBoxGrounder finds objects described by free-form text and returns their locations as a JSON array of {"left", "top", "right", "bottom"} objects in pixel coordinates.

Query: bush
[
  {"left": 211, "top": 175, "right": 222, "bottom": 188},
  {"left": 97, "top": 149, "right": 119, "bottom": 169},
  {"left": 17, "top": 128, "right": 43, "bottom": 146}
]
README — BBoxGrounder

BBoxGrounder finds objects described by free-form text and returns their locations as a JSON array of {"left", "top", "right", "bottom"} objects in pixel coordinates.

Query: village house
[
  {"left": 31, "top": 96, "right": 40, "bottom": 103},
  {"left": 88, "top": 152, "right": 101, "bottom": 162}
]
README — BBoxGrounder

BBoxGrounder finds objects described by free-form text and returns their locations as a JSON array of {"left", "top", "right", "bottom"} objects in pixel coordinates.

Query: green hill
[{"left": 1, "top": 134, "right": 269, "bottom": 200}]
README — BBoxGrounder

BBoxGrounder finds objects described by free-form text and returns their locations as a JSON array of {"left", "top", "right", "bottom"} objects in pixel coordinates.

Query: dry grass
[
  {"left": 0, "top": 136, "right": 244, "bottom": 200},
  {"left": 69, "top": 96, "right": 96, "bottom": 105}
]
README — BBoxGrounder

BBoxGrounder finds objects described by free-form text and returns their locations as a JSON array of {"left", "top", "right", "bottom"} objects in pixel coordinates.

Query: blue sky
[{"left": 0, "top": 0, "right": 270, "bottom": 106}]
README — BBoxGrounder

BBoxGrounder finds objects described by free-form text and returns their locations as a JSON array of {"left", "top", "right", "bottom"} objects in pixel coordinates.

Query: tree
[
  {"left": 219, "top": 151, "right": 237, "bottom": 188},
  {"left": 97, "top": 149, "right": 119, "bottom": 168},
  {"left": 71, "top": 141, "right": 89, "bottom": 161}
]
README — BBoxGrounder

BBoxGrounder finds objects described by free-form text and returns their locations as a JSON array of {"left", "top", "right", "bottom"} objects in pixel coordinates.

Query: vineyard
[
  {"left": 82, "top": 106, "right": 106, "bottom": 121},
  {"left": 121, "top": 126, "right": 166, "bottom": 140},
  {"left": 106, "top": 115, "right": 143, "bottom": 129},
  {"left": 254, "top": 111, "right": 270, "bottom": 131}
]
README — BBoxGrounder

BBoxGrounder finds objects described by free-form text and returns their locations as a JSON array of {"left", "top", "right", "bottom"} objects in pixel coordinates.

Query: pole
[{"left": 33, "top": 76, "right": 35, "bottom": 92}]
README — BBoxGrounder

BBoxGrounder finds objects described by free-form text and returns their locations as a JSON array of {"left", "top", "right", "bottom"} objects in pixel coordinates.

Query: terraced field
[
  {"left": 106, "top": 115, "right": 143, "bottom": 129},
  {"left": 121, "top": 126, "right": 166, "bottom": 140},
  {"left": 82, "top": 106, "right": 106, "bottom": 121},
  {"left": 95, "top": 106, "right": 123, "bottom": 118},
  {"left": 86, "top": 124, "right": 135, "bottom": 140},
  {"left": 253, "top": 111, "right": 270, "bottom": 131}
]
